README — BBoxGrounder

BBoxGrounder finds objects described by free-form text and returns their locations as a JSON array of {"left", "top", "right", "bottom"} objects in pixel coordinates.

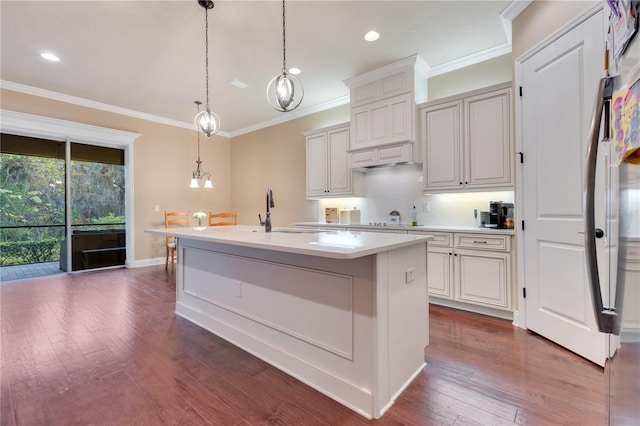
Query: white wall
[{"left": 317, "top": 165, "right": 513, "bottom": 227}]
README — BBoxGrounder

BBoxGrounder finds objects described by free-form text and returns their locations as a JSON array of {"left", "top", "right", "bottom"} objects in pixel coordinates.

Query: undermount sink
[{"left": 271, "top": 228, "right": 321, "bottom": 234}]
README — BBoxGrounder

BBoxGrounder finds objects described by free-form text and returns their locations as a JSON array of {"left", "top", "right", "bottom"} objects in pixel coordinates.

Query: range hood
[{"left": 344, "top": 54, "right": 428, "bottom": 169}]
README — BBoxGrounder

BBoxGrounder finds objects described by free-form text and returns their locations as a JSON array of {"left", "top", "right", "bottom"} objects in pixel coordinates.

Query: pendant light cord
[
  {"left": 204, "top": 9, "right": 210, "bottom": 107},
  {"left": 281, "top": 0, "right": 286, "bottom": 74}
]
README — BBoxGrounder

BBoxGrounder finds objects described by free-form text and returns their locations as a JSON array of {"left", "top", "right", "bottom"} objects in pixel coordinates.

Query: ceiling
[{"left": 0, "top": 1, "right": 520, "bottom": 137}]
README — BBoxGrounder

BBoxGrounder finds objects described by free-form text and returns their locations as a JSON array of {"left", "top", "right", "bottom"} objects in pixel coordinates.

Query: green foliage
[
  {"left": 0, "top": 239, "right": 60, "bottom": 266},
  {"left": 0, "top": 152, "right": 126, "bottom": 266}
]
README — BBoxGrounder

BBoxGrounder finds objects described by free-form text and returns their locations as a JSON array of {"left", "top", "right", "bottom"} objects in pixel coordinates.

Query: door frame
[
  {"left": 0, "top": 109, "right": 139, "bottom": 271},
  {"left": 514, "top": 2, "right": 603, "bottom": 330}
]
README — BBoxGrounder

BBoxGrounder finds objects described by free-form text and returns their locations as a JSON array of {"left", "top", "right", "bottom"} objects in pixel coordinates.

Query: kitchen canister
[
  {"left": 389, "top": 210, "right": 401, "bottom": 224},
  {"left": 339, "top": 210, "right": 350, "bottom": 224},
  {"left": 349, "top": 208, "right": 361, "bottom": 224}
]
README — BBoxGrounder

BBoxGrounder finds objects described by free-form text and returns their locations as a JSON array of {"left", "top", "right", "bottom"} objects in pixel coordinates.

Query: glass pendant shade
[
  {"left": 267, "top": 71, "right": 303, "bottom": 112},
  {"left": 190, "top": 178, "right": 200, "bottom": 188},
  {"left": 194, "top": 107, "right": 221, "bottom": 138},
  {"left": 204, "top": 178, "right": 214, "bottom": 189}
]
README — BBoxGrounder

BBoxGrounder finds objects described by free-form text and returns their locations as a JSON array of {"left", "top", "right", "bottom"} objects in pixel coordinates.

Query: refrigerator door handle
[{"left": 585, "top": 76, "right": 619, "bottom": 334}]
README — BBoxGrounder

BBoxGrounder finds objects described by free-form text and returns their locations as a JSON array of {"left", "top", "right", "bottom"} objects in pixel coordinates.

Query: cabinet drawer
[
  {"left": 455, "top": 233, "right": 510, "bottom": 251},
  {"left": 424, "top": 232, "right": 453, "bottom": 247}
]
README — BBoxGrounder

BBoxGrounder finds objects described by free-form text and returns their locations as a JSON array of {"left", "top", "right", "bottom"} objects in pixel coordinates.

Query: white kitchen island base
[{"left": 147, "top": 227, "right": 430, "bottom": 419}]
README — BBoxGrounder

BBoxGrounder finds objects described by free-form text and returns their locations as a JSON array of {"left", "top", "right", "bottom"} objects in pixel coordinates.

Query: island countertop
[{"left": 145, "top": 225, "right": 432, "bottom": 260}]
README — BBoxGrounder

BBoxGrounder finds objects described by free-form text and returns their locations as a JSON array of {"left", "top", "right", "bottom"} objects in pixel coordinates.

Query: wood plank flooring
[{"left": 1, "top": 266, "right": 607, "bottom": 425}]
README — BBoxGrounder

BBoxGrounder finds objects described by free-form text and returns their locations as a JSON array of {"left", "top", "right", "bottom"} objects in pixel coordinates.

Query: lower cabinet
[
  {"left": 455, "top": 248, "right": 511, "bottom": 310},
  {"left": 418, "top": 231, "right": 513, "bottom": 312},
  {"left": 295, "top": 225, "right": 514, "bottom": 316}
]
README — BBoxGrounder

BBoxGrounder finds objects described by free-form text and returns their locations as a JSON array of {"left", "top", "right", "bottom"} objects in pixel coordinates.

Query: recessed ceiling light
[
  {"left": 229, "top": 78, "right": 249, "bottom": 89},
  {"left": 40, "top": 52, "right": 60, "bottom": 62},
  {"left": 288, "top": 67, "right": 301, "bottom": 75},
  {"left": 364, "top": 31, "right": 380, "bottom": 42}
]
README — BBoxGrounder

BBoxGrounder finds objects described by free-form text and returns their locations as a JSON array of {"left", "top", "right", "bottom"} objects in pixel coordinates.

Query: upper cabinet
[
  {"left": 305, "top": 123, "right": 363, "bottom": 199},
  {"left": 420, "top": 83, "right": 513, "bottom": 192},
  {"left": 343, "top": 55, "right": 428, "bottom": 168}
]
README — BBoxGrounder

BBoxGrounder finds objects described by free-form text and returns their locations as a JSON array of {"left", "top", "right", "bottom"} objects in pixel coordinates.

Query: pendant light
[
  {"left": 194, "top": 0, "right": 221, "bottom": 137},
  {"left": 266, "top": 0, "right": 303, "bottom": 112},
  {"left": 190, "top": 101, "right": 214, "bottom": 189}
]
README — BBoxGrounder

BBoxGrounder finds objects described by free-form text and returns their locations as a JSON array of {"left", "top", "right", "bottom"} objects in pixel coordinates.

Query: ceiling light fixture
[
  {"left": 194, "top": 0, "right": 221, "bottom": 137},
  {"left": 288, "top": 67, "right": 301, "bottom": 75},
  {"left": 364, "top": 30, "right": 380, "bottom": 42},
  {"left": 190, "top": 101, "right": 214, "bottom": 189},
  {"left": 266, "top": 0, "right": 303, "bottom": 112},
  {"left": 41, "top": 52, "right": 60, "bottom": 62}
]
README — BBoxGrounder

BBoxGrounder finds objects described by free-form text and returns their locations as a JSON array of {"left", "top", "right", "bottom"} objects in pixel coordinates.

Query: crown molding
[
  {"left": 0, "top": 80, "right": 232, "bottom": 139},
  {"left": 429, "top": 42, "right": 512, "bottom": 77},
  {"left": 228, "top": 95, "right": 351, "bottom": 138}
]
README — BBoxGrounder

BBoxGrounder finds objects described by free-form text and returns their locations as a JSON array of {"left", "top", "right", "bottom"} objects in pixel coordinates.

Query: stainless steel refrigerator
[{"left": 586, "top": 2, "right": 640, "bottom": 423}]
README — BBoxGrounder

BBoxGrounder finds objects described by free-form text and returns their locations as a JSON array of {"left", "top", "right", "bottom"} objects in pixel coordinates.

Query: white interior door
[{"left": 519, "top": 9, "right": 609, "bottom": 366}]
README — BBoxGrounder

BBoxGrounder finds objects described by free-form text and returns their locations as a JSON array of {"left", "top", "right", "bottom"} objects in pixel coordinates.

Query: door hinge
[
  {"left": 523, "top": 288, "right": 527, "bottom": 298},
  {"left": 521, "top": 220, "right": 525, "bottom": 231},
  {"left": 519, "top": 86, "right": 523, "bottom": 97}
]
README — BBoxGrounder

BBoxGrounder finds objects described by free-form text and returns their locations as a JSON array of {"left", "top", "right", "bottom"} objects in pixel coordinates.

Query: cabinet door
[
  {"left": 389, "top": 92, "right": 413, "bottom": 143},
  {"left": 350, "top": 93, "right": 413, "bottom": 151},
  {"left": 454, "top": 249, "right": 511, "bottom": 310},
  {"left": 464, "top": 88, "right": 512, "bottom": 187},
  {"left": 427, "top": 247, "right": 453, "bottom": 300},
  {"left": 306, "top": 133, "right": 328, "bottom": 196},
  {"left": 421, "top": 100, "right": 463, "bottom": 190},
  {"left": 327, "top": 127, "right": 351, "bottom": 194}
]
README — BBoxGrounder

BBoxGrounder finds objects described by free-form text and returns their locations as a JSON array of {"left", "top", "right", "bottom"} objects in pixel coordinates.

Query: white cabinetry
[
  {"left": 413, "top": 230, "right": 513, "bottom": 315},
  {"left": 305, "top": 123, "right": 362, "bottom": 198},
  {"left": 420, "top": 83, "right": 512, "bottom": 191},
  {"left": 344, "top": 55, "right": 428, "bottom": 168}
]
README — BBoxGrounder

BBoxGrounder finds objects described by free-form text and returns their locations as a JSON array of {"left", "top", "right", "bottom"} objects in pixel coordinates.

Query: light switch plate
[{"left": 405, "top": 268, "right": 415, "bottom": 284}]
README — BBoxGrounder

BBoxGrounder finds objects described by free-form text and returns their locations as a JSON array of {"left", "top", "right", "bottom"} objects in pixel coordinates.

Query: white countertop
[
  {"left": 294, "top": 222, "right": 516, "bottom": 235},
  {"left": 145, "top": 225, "right": 433, "bottom": 260}
]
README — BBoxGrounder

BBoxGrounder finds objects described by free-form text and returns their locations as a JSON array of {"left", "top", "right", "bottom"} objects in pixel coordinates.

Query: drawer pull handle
[{"left": 473, "top": 240, "right": 487, "bottom": 244}]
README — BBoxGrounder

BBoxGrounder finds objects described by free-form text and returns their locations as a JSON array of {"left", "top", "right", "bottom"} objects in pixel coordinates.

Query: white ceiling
[{"left": 0, "top": 1, "right": 520, "bottom": 136}]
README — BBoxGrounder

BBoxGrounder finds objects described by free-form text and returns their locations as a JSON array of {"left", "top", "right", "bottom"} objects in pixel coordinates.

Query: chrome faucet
[{"left": 258, "top": 187, "right": 275, "bottom": 232}]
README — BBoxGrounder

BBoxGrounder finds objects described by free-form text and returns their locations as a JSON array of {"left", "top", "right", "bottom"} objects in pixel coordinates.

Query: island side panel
[
  {"left": 174, "top": 238, "right": 378, "bottom": 418},
  {"left": 374, "top": 242, "right": 428, "bottom": 417}
]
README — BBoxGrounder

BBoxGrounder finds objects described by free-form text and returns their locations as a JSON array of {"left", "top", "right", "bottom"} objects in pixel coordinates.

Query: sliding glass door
[
  {"left": 0, "top": 133, "right": 126, "bottom": 275},
  {"left": 68, "top": 143, "right": 125, "bottom": 271}
]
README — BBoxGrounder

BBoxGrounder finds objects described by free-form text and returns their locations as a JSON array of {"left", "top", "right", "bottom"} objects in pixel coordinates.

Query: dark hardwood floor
[{"left": 1, "top": 266, "right": 607, "bottom": 425}]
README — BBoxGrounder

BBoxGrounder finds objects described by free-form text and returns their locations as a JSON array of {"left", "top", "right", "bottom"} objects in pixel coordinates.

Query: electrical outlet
[
  {"left": 422, "top": 202, "right": 431, "bottom": 212},
  {"left": 154, "top": 205, "right": 160, "bottom": 212},
  {"left": 405, "top": 268, "right": 415, "bottom": 284}
]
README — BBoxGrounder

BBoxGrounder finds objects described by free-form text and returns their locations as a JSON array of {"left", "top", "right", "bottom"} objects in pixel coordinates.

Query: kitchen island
[{"left": 145, "top": 225, "right": 432, "bottom": 419}]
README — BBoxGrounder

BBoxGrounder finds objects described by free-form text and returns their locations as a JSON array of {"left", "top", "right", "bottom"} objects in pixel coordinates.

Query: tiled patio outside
[{"left": 0, "top": 261, "right": 65, "bottom": 283}]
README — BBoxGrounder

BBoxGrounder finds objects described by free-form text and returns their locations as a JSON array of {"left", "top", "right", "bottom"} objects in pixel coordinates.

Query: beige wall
[
  {"left": 428, "top": 54, "right": 513, "bottom": 101},
  {"left": 513, "top": 0, "right": 596, "bottom": 60},
  {"left": 1, "top": 89, "right": 231, "bottom": 263},
  {"left": 229, "top": 104, "right": 350, "bottom": 228}
]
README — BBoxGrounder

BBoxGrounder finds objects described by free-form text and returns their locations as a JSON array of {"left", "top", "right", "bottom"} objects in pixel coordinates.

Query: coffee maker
[
  {"left": 488, "top": 201, "right": 502, "bottom": 228},
  {"left": 488, "top": 201, "right": 515, "bottom": 229}
]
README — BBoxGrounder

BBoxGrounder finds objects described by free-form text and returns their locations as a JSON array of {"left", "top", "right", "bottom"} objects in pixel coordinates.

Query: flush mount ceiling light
[
  {"left": 190, "top": 101, "right": 214, "bottom": 189},
  {"left": 266, "top": 0, "right": 304, "bottom": 112},
  {"left": 194, "top": 0, "right": 221, "bottom": 137},
  {"left": 364, "top": 30, "right": 380, "bottom": 42},
  {"left": 41, "top": 52, "right": 60, "bottom": 62}
]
